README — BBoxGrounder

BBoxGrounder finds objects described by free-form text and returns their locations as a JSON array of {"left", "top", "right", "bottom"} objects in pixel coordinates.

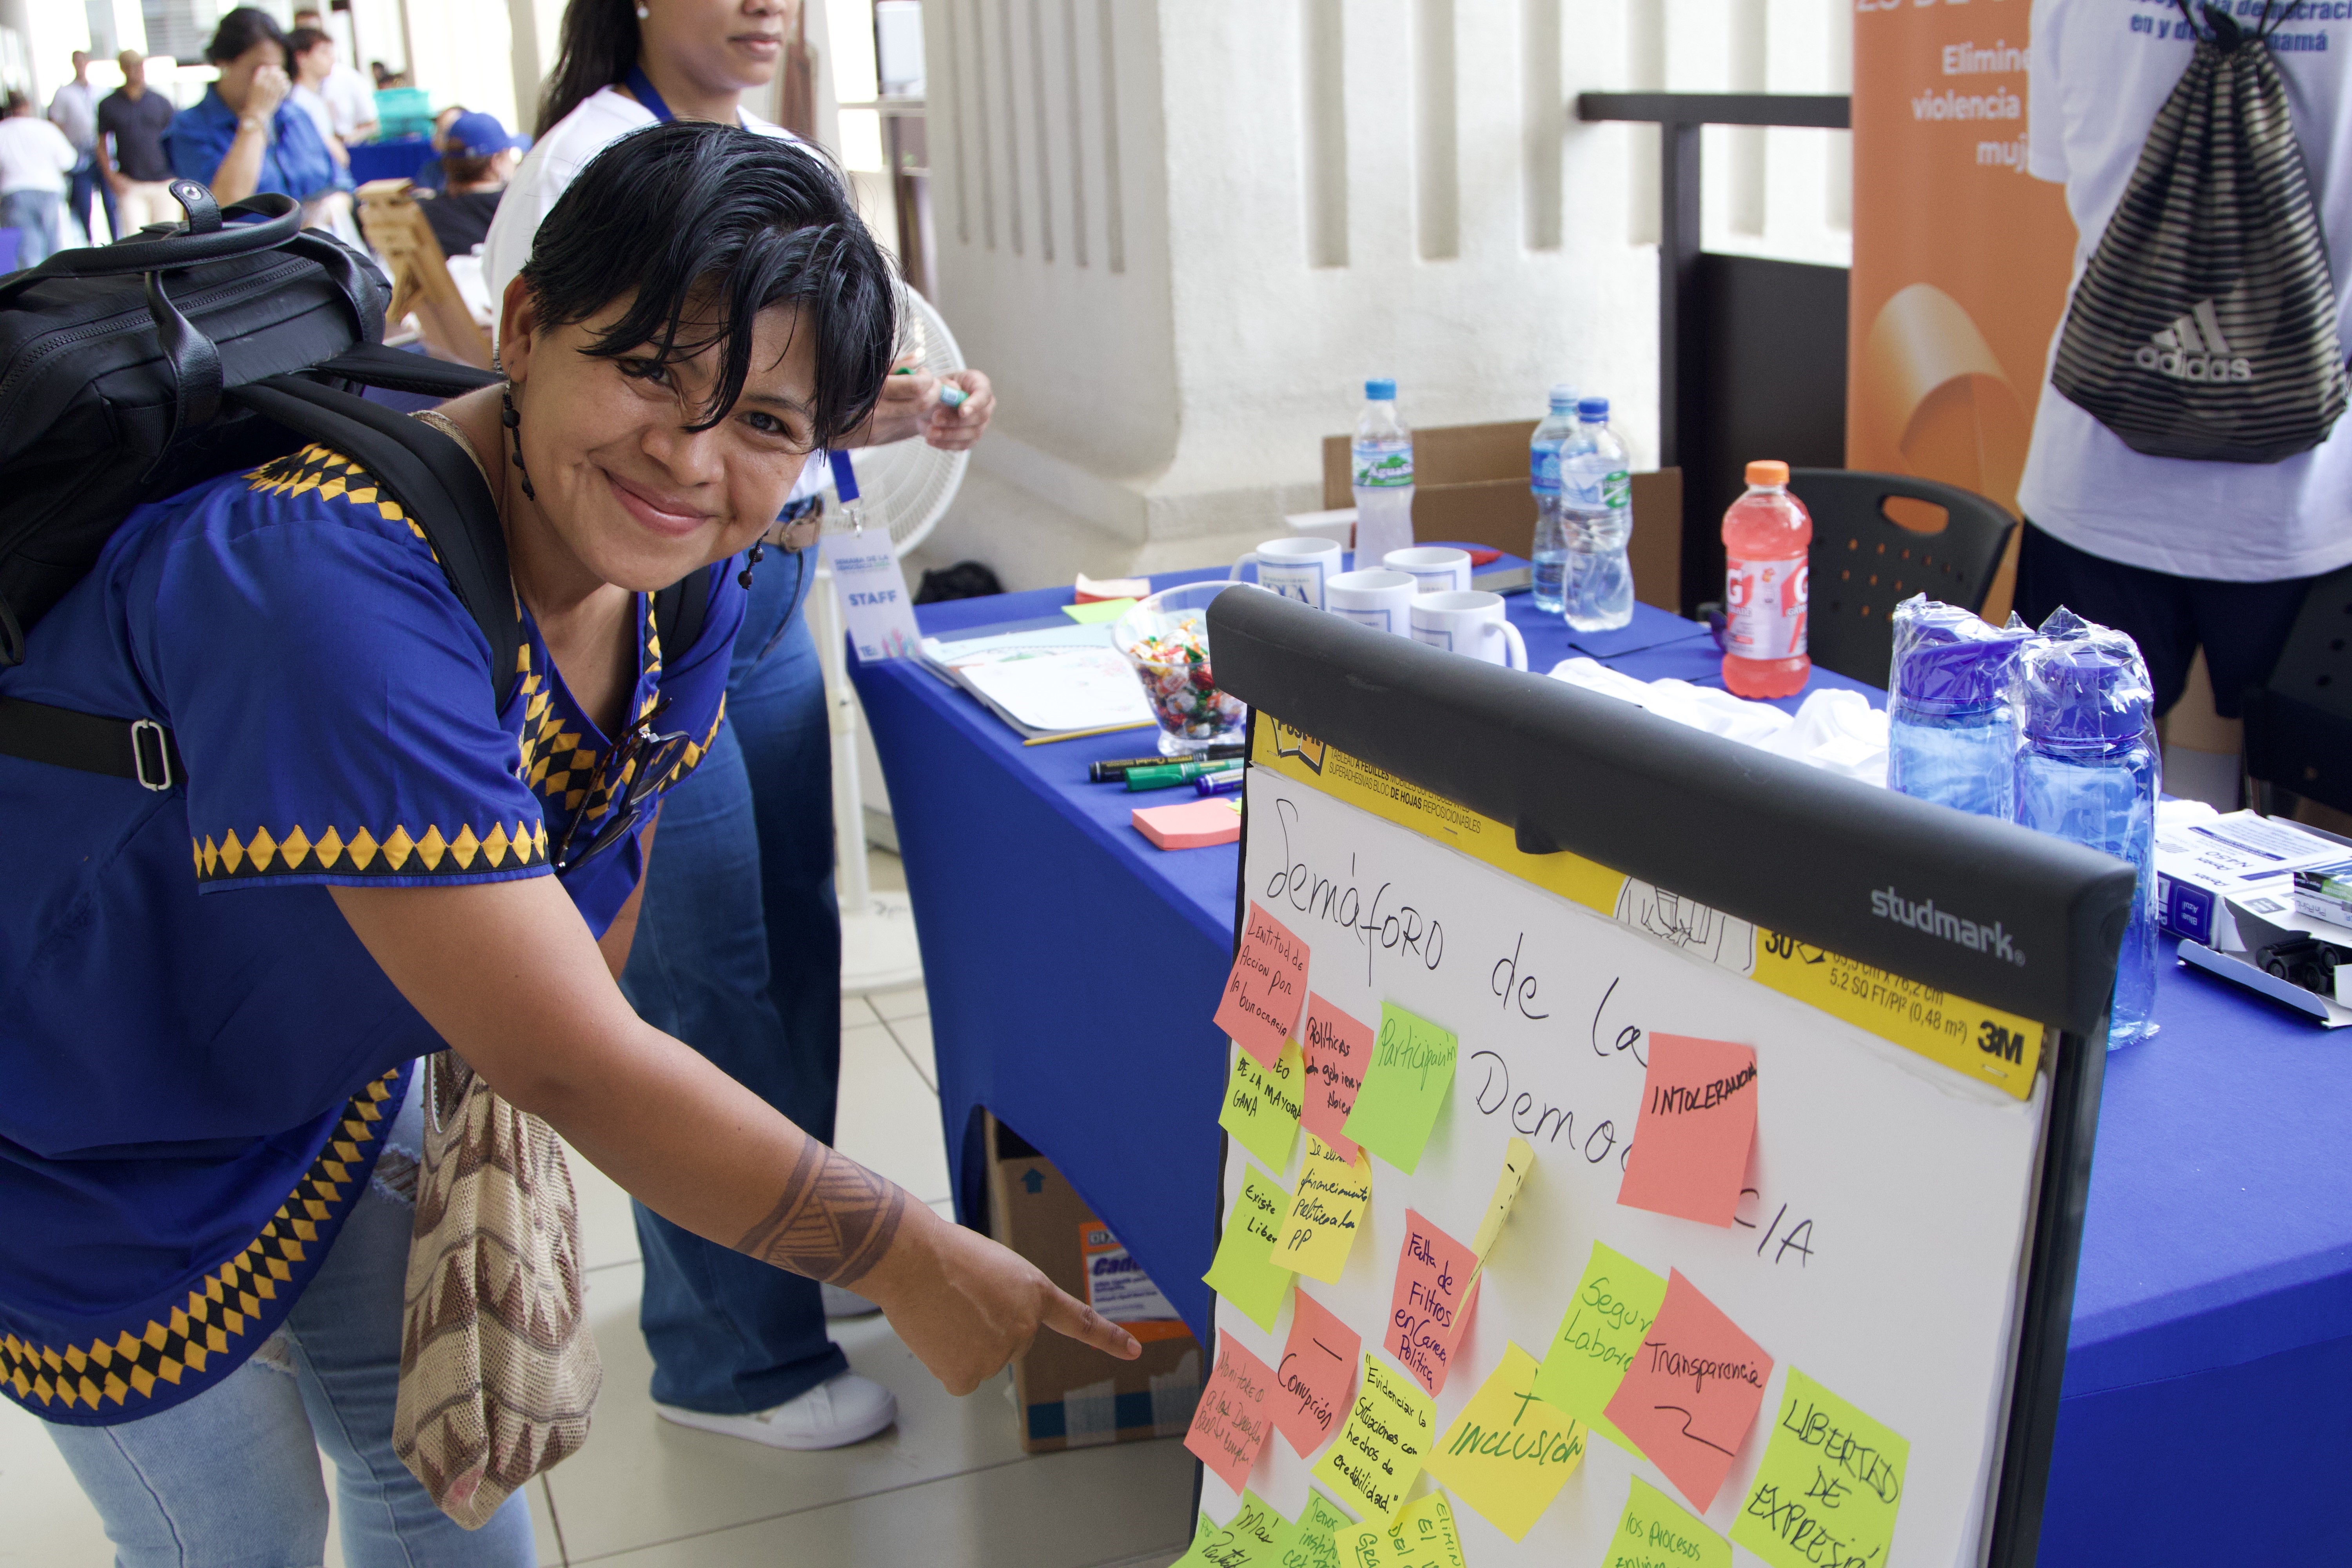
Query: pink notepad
[{"left": 1133, "top": 799, "right": 1242, "bottom": 849}]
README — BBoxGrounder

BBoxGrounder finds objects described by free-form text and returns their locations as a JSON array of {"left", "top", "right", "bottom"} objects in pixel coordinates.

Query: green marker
[
  {"left": 896, "top": 365, "right": 969, "bottom": 408},
  {"left": 1123, "top": 760, "right": 1226, "bottom": 791}
]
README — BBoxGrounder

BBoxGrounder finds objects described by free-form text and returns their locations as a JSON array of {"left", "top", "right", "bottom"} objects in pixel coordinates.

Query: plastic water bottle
[
  {"left": 1557, "top": 398, "right": 1635, "bottom": 631},
  {"left": 1720, "top": 459, "right": 1811, "bottom": 697},
  {"left": 1886, "top": 595, "right": 2028, "bottom": 819},
  {"left": 1351, "top": 378, "right": 1415, "bottom": 564},
  {"left": 2011, "top": 608, "right": 2162, "bottom": 1049},
  {"left": 1528, "top": 383, "right": 1579, "bottom": 615}
]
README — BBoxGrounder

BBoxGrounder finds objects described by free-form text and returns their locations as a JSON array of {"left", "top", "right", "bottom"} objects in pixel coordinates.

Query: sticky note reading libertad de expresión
[
  {"left": 1730, "top": 1367, "right": 1909, "bottom": 1568},
  {"left": 1312, "top": 1353, "right": 1436, "bottom": 1525},
  {"left": 1203, "top": 1166, "right": 1294, "bottom": 1332},
  {"left": 1214, "top": 902, "right": 1310, "bottom": 1068},
  {"left": 1342, "top": 1003, "right": 1458, "bottom": 1174}
]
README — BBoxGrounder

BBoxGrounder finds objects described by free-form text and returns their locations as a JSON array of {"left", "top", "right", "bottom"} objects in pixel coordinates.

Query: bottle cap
[
  {"left": 2014, "top": 607, "right": 2155, "bottom": 746},
  {"left": 1365, "top": 377, "right": 1397, "bottom": 401},
  {"left": 1549, "top": 382, "right": 1579, "bottom": 409},
  {"left": 1746, "top": 460, "right": 1790, "bottom": 486},
  {"left": 1577, "top": 396, "right": 1609, "bottom": 421},
  {"left": 1888, "top": 594, "right": 2027, "bottom": 715}
]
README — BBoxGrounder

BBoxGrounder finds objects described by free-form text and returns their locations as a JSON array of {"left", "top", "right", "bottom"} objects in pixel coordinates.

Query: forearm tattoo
[{"left": 735, "top": 1139, "right": 908, "bottom": 1285}]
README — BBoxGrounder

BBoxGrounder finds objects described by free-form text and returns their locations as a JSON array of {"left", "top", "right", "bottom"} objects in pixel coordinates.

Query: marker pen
[
  {"left": 1090, "top": 744, "right": 1244, "bottom": 783},
  {"left": 1124, "top": 760, "right": 1230, "bottom": 791},
  {"left": 1194, "top": 769, "right": 1246, "bottom": 797}
]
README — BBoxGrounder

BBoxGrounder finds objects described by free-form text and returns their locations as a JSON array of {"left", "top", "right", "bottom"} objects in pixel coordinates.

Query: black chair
[
  {"left": 1788, "top": 469, "right": 2021, "bottom": 687},
  {"left": 2243, "top": 566, "right": 2352, "bottom": 817}
]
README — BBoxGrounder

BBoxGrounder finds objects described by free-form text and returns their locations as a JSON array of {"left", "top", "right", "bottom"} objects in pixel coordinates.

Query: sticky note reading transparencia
[
  {"left": 1343, "top": 1003, "right": 1458, "bottom": 1175},
  {"left": 1299, "top": 992, "right": 1372, "bottom": 1163},
  {"left": 1312, "top": 1354, "right": 1436, "bottom": 1525},
  {"left": 1607, "top": 1476, "right": 1730, "bottom": 1568},
  {"left": 1275, "top": 1134, "right": 1373, "bottom": 1283},
  {"left": 1531, "top": 1240, "right": 1668, "bottom": 1456},
  {"left": 1186, "top": 1328, "right": 1278, "bottom": 1492},
  {"left": 1730, "top": 1368, "right": 1909, "bottom": 1568},
  {"left": 1220, "top": 1037, "right": 1305, "bottom": 1173},
  {"left": 1203, "top": 1167, "right": 1294, "bottom": 1332},
  {"left": 1617, "top": 1033, "right": 1759, "bottom": 1228},
  {"left": 1273, "top": 1286, "right": 1361, "bottom": 1458},
  {"left": 1422, "top": 1341, "right": 1586, "bottom": 1543},
  {"left": 1216, "top": 902, "right": 1310, "bottom": 1068},
  {"left": 1602, "top": 1268, "right": 1776, "bottom": 1513},
  {"left": 1387, "top": 1208, "right": 1479, "bottom": 1397},
  {"left": 1339, "top": 1490, "right": 1466, "bottom": 1568}
]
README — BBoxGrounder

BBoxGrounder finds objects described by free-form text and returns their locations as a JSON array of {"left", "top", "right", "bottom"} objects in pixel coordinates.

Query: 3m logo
[
  {"left": 2134, "top": 300, "right": 2253, "bottom": 384},
  {"left": 1270, "top": 720, "right": 1325, "bottom": 774},
  {"left": 1978, "top": 1020, "right": 2029, "bottom": 1064}
]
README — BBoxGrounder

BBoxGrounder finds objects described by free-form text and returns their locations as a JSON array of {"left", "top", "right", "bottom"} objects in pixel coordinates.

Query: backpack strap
[{"left": 651, "top": 564, "right": 720, "bottom": 665}]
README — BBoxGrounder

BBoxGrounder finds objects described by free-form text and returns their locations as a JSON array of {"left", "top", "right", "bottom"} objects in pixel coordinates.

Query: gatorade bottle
[{"left": 1720, "top": 460, "right": 1812, "bottom": 698}]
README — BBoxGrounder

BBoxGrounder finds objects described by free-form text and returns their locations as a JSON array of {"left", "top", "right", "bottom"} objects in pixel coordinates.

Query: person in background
[
  {"left": 167, "top": 8, "right": 339, "bottom": 212},
  {"left": 98, "top": 50, "right": 179, "bottom": 236},
  {"left": 48, "top": 50, "right": 112, "bottom": 245},
  {"left": 419, "top": 109, "right": 522, "bottom": 257},
  {"left": 291, "top": 8, "right": 378, "bottom": 143},
  {"left": 369, "top": 60, "right": 393, "bottom": 89},
  {"left": 482, "top": 0, "right": 994, "bottom": 1455},
  {"left": 0, "top": 91, "right": 79, "bottom": 265},
  {"left": 287, "top": 27, "right": 352, "bottom": 174},
  {"left": 411, "top": 103, "right": 468, "bottom": 193}
]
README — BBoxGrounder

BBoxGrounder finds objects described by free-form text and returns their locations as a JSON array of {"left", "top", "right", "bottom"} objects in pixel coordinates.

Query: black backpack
[{"left": 0, "top": 181, "right": 711, "bottom": 790}]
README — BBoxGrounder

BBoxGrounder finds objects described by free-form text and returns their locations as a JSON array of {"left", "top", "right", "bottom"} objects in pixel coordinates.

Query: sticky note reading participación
[
  {"left": 1470, "top": 1135, "right": 1535, "bottom": 1260},
  {"left": 1423, "top": 1342, "right": 1586, "bottom": 1542},
  {"left": 1275, "top": 1134, "right": 1374, "bottom": 1283},
  {"left": 1202, "top": 1167, "right": 1294, "bottom": 1332},
  {"left": 1602, "top": 1269, "right": 1776, "bottom": 1512},
  {"left": 1219, "top": 1038, "right": 1305, "bottom": 1173},
  {"left": 1343, "top": 1004, "right": 1459, "bottom": 1174},
  {"left": 1607, "top": 1477, "right": 1730, "bottom": 1568},
  {"left": 1274, "top": 1287, "right": 1361, "bottom": 1457},
  {"left": 1299, "top": 992, "right": 1372, "bottom": 1163},
  {"left": 1215, "top": 903, "right": 1311, "bottom": 1067},
  {"left": 1312, "top": 1354, "right": 1436, "bottom": 1525},
  {"left": 1387, "top": 1209, "right": 1479, "bottom": 1397},
  {"left": 1532, "top": 1240, "right": 1667, "bottom": 1456},
  {"left": 1186, "top": 1329, "right": 1278, "bottom": 1492},
  {"left": 1731, "top": 1368, "right": 1909, "bottom": 1568},
  {"left": 1339, "top": 1491, "right": 1466, "bottom": 1568},
  {"left": 1617, "top": 1033, "right": 1759, "bottom": 1227}
]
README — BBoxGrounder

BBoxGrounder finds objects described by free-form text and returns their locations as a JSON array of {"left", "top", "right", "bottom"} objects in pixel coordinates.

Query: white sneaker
[
  {"left": 821, "top": 1283, "right": 882, "bottom": 1319},
  {"left": 655, "top": 1372, "right": 898, "bottom": 1450}
]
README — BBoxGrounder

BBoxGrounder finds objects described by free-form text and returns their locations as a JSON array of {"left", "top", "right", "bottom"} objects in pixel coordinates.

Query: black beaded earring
[
  {"left": 738, "top": 540, "right": 765, "bottom": 589},
  {"left": 500, "top": 386, "right": 535, "bottom": 501}
]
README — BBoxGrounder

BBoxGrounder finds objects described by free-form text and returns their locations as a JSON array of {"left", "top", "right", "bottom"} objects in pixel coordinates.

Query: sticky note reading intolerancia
[
  {"left": 1185, "top": 1329, "right": 1277, "bottom": 1492},
  {"left": 1339, "top": 1491, "right": 1466, "bottom": 1568},
  {"left": 1215, "top": 902, "right": 1310, "bottom": 1068},
  {"left": 1423, "top": 1341, "right": 1586, "bottom": 1543},
  {"left": 1342, "top": 1004, "right": 1458, "bottom": 1174},
  {"left": 1202, "top": 1167, "right": 1294, "bottom": 1332},
  {"left": 1276, "top": 1134, "right": 1373, "bottom": 1283},
  {"left": 1219, "top": 1038, "right": 1305, "bottom": 1173},
  {"left": 1299, "top": 992, "right": 1370, "bottom": 1163},
  {"left": 1602, "top": 1268, "right": 1776, "bottom": 1512},
  {"left": 1532, "top": 1241, "right": 1667, "bottom": 1456},
  {"left": 1617, "top": 1033, "right": 1758, "bottom": 1228},
  {"left": 1470, "top": 1135, "right": 1535, "bottom": 1260},
  {"left": 1731, "top": 1368, "right": 1909, "bottom": 1568},
  {"left": 1273, "top": 1287, "right": 1361, "bottom": 1457},
  {"left": 1608, "top": 1476, "right": 1730, "bottom": 1568},
  {"left": 1387, "top": 1209, "right": 1479, "bottom": 1397},
  {"left": 1312, "top": 1354, "right": 1436, "bottom": 1525}
]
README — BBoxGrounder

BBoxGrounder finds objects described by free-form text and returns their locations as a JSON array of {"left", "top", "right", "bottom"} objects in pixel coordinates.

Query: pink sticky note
[
  {"left": 1603, "top": 1269, "right": 1775, "bottom": 1512},
  {"left": 1299, "top": 993, "right": 1369, "bottom": 1163},
  {"left": 1186, "top": 1329, "right": 1278, "bottom": 1492},
  {"left": 1273, "top": 1288, "right": 1361, "bottom": 1457},
  {"left": 1617, "top": 1033, "right": 1759, "bottom": 1227},
  {"left": 1387, "top": 1209, "right": 1479, "bottom": 1398},
  {"left": 1214, "top": 903, "right": 1310, "bottom": 1068}
]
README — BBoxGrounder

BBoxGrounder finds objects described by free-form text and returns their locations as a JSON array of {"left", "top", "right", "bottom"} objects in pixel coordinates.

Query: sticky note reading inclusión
[
  {"left": 1423, "top": 1341, "right": 1586, "bottom": 1542},
  {"left": 1215, "top": 903, "right": 1310, "bottom": 1068}
]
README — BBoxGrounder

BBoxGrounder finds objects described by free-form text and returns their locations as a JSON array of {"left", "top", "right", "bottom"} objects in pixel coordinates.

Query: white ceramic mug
[
  {"left": 1325, "top": 569, "right": 1418, "bottom": 636},
  {"left": 1410, "top": 590, "right": 1529, "bottom": 669},
  {"left": 1385, "top": 545, "right": 1473, "bottom": 595},
  {"left": 1230, "top": 536, "right": 1343, "bottom": 610}
]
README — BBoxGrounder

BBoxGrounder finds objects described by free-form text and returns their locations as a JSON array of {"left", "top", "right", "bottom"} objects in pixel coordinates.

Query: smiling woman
[{"left": 0, "top": 120, "right": 1130, "bottom": 1566}]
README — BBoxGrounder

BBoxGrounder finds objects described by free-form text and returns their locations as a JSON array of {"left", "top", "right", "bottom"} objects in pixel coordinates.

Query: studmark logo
[
  {"left": 1870, "top": 885, "right": 2024, "bottom": 966},
  {"left": 2136, "top": 301, "right": 2253, "bottom": 385}
]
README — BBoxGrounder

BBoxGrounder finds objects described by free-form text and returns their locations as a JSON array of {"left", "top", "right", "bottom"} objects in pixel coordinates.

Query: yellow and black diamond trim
[
  {"left": 1, "top": 1068, "right": 402, "bottom": 1422},
  {"left": 192, "top": 817, "right": 548, "bottom": 882},
  {"left": 248, "top": 445, "right": 430, "bottom": 550}
]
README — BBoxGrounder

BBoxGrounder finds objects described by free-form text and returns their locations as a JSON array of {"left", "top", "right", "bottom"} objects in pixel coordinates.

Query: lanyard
[{"left": 623, "top": 62, "right": 675, "bottom": 123}]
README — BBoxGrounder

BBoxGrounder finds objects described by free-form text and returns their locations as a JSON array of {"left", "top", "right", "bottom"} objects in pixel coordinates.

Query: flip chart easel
[{"left": 1200, "top": 590, "right": 2135, "bottom": 1567}]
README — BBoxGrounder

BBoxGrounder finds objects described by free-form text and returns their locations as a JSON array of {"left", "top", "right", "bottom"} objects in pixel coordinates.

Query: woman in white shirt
[{"left": 484, "top": 0, "right": 997, "bottom": 1455}]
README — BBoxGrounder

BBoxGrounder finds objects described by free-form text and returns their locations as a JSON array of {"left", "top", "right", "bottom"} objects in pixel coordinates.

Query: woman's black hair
[
  {"left": 205, "top": 6, "right": 287, "bottom": 66},
  {"left": 537, "top": 0, "right": 637, "bottom": 138},
  {"left": 520, "top": 121, "right": 897, "bottom": 449}
]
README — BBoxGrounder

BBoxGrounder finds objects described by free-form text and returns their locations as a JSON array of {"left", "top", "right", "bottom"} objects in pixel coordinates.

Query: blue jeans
[
  {"left": 2, "top": 189, "right": 62, "bottom": 267},
  {"left": 69, "top": 151, "right": 116, "bottom": 244},
  {"left": 44, "top": 1175, "right": 536, "bottom": 1567},
  {"left": 620, "top": 548, "right": 847, "bottom": 1415}
]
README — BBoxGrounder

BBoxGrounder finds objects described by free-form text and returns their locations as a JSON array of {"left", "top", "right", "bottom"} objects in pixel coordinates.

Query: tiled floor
[{"left": 0, "top": 857, "right": 1198, "bottom": 1567}]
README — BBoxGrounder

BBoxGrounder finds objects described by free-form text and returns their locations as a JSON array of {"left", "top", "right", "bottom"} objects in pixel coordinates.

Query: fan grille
[{"left": 844, "top": 286, "right": 970, "bottom": 557}]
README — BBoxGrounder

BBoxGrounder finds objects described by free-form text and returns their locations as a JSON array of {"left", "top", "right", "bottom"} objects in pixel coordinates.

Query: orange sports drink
[{"left": 1720, "top": 460, "right": 1811, "bottom": 698}]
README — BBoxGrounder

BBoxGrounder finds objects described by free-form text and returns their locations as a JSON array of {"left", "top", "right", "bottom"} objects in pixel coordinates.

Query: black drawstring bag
[{"left": 2051, "top": 0, "right": 2349, "bottom": 463}]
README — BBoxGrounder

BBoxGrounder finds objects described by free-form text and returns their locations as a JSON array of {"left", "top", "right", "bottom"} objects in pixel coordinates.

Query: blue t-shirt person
[
  {"left": 166, "top": 86, "right": 339, "bottom": 202},
  {"left": 0, "top": 432, "right": 742, "bottom": 1424}
]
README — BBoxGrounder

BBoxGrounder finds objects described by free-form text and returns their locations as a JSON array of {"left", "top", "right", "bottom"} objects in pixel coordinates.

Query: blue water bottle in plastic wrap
[
  {"left": 1885, "top": 595, "right": 2028, "bottom": 818},
  {"left": 2011, "top": 608, "right": 2162, "bottom": 1049}
]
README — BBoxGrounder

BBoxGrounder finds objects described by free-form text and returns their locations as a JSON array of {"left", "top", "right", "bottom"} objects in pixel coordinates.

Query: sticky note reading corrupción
[
  {"left": 1219, "top": 1038, "right": 1305, "bottom": 1173},
  {"left": 1273, "top": 1287, "right": 1361, "bottom": 1457},
  {"left": 1422, "top": 1341, "right": 1586, "bottom": 1542},
  {"left": 1607, "top": 1477, "right": 1731, "bottom": 1568},
  {"left": 1299, "top": 992, "right": 1371, "bottom": 1163},
  {"left": 1730, "top": 1368, "right": 1909, "bottom": 1568},
  {"left": 1602, "top": 1268, "right": 1776, "bottom": 1512},
  {"left": 1215, "top": 902, "right": 1310, "bottom": 1068},
  {"left": 1470, "top": 1135, "right": 1535, "bottom": 1260},
  {"left": 1185, "top": 1328, "right": 1277, "bottom": 1492},
  {"left": 1203, "top": 1167, "right": 1294, "bottom": 1332},
  {"left": 1275, "top": 1134, "right": 1373, "bottom": 1283},
  {"left": 1531, "top": 1240, "right": 1667, "bottom": 1455},
  {"left": 1617, "top": 1033, "right": 1758, "bottom": 1227},
  {"left": 1343, "top": 1003, "right": 1458, "bottom": 1174},
  {"left": 1312, "top": 1354, "right": 1436, "bottom": 1525},
  {"left": 1339, "top": 1491, "right": 1466, "bottom": 1568},
  {"left": 1387, "top": 1208, "right": 1479, "bottom": 1397}
]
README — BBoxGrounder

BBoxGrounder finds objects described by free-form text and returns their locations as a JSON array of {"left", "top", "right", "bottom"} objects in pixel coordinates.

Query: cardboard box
[
  {"left": 2152, "top": 808, "right": 2350, "bottom": 949},
  {"left": 984, "top": 1114, "right": 1201, "bottom": 1452}
]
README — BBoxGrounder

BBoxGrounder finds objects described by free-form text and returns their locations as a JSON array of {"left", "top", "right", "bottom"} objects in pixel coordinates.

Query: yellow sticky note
[
  {"left": 1203, "top": 1166, "right": 1294, "bottom": 1332},
  {"left": 1469, "top": 1135, "right": 1535, "bottom": 1260},
  {"left": 1312, "top": 1354, "right": 1435, "bottom": 1525},
  {"left": 1530, "top": 1240, "right": 1665, "bottom": 1455},
  {"left": 1730, "top": 1368, "right": 1909, "bottom": 1568},
  {"left": 1339, "top": 1491, "right": 1465, "bottom": 1568},
  {"left": 1220, "top": 1038, "right": 1305, "bottom": 1174},
  {"left": 1606, "top": 1477, "right": 1729, "bottom": 1568},
  {"left": 1289, "top": 1490, "right": 1352, "bottom": 1568},
  {"left": 1062, "top": 597, "right": 1137, "bottom": 624},
  {"left": 1274, "top": 1134, "right": 1374, "bottom": 1283},
  {"left": 1421, "top": 1341, "right": 1585, "bottom": 1541}
]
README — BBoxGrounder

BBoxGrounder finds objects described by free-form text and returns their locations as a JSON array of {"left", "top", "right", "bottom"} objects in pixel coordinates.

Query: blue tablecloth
[{"left": 849, "top": 570, "right": 2352, "bottom": 1561}]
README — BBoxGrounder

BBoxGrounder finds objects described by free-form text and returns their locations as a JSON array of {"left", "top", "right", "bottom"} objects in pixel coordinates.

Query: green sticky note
[
  {"left": 1062, "top": 597, "right": 1137, "bottom": 624},
  {"left": 1606, "top": 1477, "right": 1729, "bottom": 1568},
  {"left": 1203, "top": 1165, "right": 1295, "bottom": 1331},
  {"left": 1220, "top": 1038, "right": 1304, "bottom": 1173},
  {"left": 1169, "top": 1510, "right": 1217, "bottom": 1567},
  {"left": 1288, "top": 1490, "right": 1352, "bottom": 1568},
  {"left": 1532, "top": 1241, "right": 1666, "bottom": 1456},
  {"left": 1730, "top": 1368, "right": 1910, "bottom": 1568},
  {"left": 1230, "top": 1490, "right": 1299, "bottom": 1563},
  {"left": 1340, "top": 1003, "right": 1458, "bottom": 1174}
]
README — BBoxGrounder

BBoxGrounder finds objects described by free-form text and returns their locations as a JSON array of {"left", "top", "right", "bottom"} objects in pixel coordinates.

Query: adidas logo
[{"left": 2134, "top": 300, "right": 2252, "bottom": 384}]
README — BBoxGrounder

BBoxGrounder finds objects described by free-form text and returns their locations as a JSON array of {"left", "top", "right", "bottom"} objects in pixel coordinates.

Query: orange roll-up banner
[{"left": 1848, "top": 1, "right": 2076, "bottom": 541}]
